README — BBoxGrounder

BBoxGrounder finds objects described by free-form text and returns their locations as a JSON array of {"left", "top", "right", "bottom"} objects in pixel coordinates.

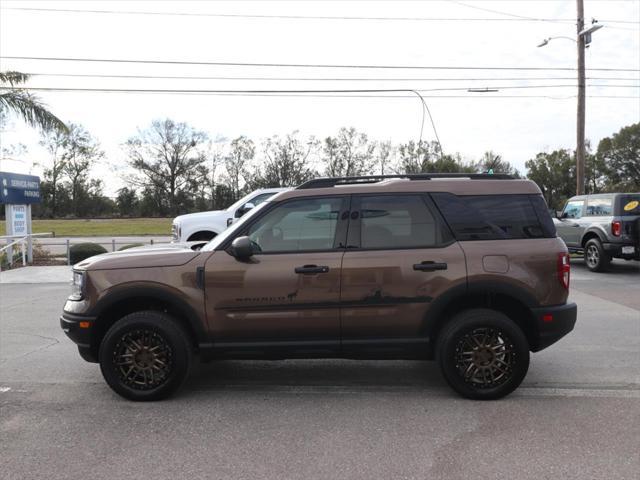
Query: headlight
[
  {"left": 171, "top": 222, "right": 181, "bottom": 241},
  {"left": 70, "top": 270, "right": 86, "bottom": 300}
]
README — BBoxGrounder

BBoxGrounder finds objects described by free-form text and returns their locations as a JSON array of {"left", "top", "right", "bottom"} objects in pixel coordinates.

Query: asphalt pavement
[{"left": 0, "top": 259, "right": 638, "bottom": 479}]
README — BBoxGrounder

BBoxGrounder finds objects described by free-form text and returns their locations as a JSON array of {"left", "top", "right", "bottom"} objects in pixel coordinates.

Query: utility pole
[{"left": 576, "top": 0, "right": 586, "bottom": 196}]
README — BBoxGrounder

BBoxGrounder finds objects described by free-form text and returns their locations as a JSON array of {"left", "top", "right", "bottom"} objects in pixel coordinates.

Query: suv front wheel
[
  {"left": 99, "top": 311, "right": 192, "bottom": 401},
  {"left": 436, "top": 309, "right": 530, "bottom": 400}
]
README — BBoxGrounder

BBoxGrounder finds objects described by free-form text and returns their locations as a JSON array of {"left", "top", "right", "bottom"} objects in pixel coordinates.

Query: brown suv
[{"left": 61, "top": 174, "right": 577, "bottom": 401}]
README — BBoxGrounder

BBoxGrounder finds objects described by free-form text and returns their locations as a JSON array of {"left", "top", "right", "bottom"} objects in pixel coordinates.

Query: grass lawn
[{"left": 0, "top": 218, "right": 172, "bottom": 236}]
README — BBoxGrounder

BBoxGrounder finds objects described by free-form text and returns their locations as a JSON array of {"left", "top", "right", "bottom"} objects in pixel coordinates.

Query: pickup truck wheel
[
  {"left": 99, "top": 311, "right": 192, "bottom": 401},
  {"left": 436, "top": 309, "right": 529, "bottom": 400},
  {"left": 584, "top": 238, "right": 610, "bottom": 272}
]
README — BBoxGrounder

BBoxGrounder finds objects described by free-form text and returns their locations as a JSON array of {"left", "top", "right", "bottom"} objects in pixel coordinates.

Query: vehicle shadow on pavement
[
  {"left": 183, "top": 359, "right": 448, "bottom": 394},
  {"left": 570, "top": 257, "right": 640, "bottom": 274}
]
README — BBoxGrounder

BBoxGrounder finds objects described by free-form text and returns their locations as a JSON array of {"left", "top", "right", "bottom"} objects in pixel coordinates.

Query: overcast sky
[{"left": 1, "top": 0, "right": 639, "bottom": 196}]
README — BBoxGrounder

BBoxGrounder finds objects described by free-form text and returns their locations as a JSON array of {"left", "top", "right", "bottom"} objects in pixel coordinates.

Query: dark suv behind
[{"left": 61, "top": 174, "right": 577, "bottom": 401}]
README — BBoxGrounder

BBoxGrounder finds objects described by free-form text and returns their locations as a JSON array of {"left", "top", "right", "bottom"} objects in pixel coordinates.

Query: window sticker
[{"left": 623, "top": 200, "right": 639, "bottom": 212}]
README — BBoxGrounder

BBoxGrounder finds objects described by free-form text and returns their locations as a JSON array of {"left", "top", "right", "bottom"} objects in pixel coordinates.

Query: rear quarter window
[
  {"left": 431, "top": 193, "right": 556, "bottom": 241},
  {"left": 617, "top": 195, "right": 640, "bottom": 216}
]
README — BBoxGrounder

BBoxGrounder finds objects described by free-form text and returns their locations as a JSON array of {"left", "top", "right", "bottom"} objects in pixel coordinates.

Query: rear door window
[
  {"left": 355, "top": 195, "right": 451, "bottom": 249},
  {"left": 431, "top": 193, "right": 555, "bottom": 241}
]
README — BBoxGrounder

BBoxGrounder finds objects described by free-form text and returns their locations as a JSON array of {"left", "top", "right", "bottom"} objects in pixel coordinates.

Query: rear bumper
[
  {"left": 530, "top": 302, "right": 577, "bottom": 352},
  {"left": 602, "top": 242, "right": 640, "bottom": 260}
]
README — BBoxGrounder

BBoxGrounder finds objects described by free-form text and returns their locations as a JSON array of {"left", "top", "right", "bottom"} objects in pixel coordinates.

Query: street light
[
  {"left": 537, "top": 36, "right": 577, "bottom": 48},
  {"left": 537, "top": 4, "right": 604, "bottom": 196}
]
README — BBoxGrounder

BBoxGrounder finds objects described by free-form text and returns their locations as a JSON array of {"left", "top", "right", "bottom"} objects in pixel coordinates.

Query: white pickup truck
[{"left": 171, "top": 188, "right": 288, "bottom": 242}]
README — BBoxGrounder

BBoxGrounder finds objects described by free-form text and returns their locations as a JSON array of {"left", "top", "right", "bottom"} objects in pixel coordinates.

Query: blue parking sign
[{"left": 0, "top": 172, "right": 41, "bottom": 204}]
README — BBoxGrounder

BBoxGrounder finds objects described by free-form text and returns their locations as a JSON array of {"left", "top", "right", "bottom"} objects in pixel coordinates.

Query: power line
[
  {"left": 449, "top": 1, "right": 639, "bottom": 27},
  {"left": 3, "top": 56, "right": 638, "bottom": 72},
  {"left": 18, "top": 72, "right": 640, "bottom": 82},
  {"left": 10, "top": 85, "right": 638, "bottom": 91},
  {"left": 5, "top": 87, "right": 638, "bottom": 99},
  {"left": 4, "top": 6, "right": 638, "bottom": 28},
  {"left": 0, "top": 6, "right": 576, "bottom": 22},
  {"left": 4, "top": 6, "right": 638, "bottom": 25}
]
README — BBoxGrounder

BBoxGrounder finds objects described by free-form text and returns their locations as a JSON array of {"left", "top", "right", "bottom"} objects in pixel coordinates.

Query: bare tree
[
  {"left": 39, "top": 129, "right": 68, "bottom": 216},
  {"left": 61, "top": 124, "right": 104, "bottom": 216},
  {"left": 224, "top": 136, "right": 254, "bottom": 200},
  {"left": 322, "top": 127, "right": 374, "bottom": 177},
  {"left": 375, "top": 140, "right": 394, "bottom": 175},
  {"left": 125, "top": 119, "right": 208, "bottom": 215},
  {"left": 251, "top": 131, "right": 317, "bottom": 188}
]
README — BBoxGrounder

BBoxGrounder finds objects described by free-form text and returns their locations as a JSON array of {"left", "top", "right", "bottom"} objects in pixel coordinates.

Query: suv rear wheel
[
  {"left": 584, "top": 237, "right": 611, "bottom": 272},
  {"left": 99, "top": 311, "right": 192, "bottom": 401},
  {"left": 436, "top": 309, "right": 530, "bottom": 400}
]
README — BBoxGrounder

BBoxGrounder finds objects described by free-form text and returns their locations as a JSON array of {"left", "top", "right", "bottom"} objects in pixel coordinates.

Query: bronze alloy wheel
[
  {"left": 454, "top": 327, "right": 516, "bottom": 389},
  {"left": 100, "top": 311, "right": 192, "bottom": 401},
  {"left": 437, "top": 309, "right": 530, "bottom": 400},
  {"left": 113, "top": 329, "right": 173, "bottom": 390}
]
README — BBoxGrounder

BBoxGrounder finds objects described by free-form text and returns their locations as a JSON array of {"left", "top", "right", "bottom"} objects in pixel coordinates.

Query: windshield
[
  {"left": 226, "top": 190, "right": 279, "bottom": 212},
  {"left": 618, "top": 195, "right": 640, "bottom": 216},
  {"left": 201, "top": 201, "right": 271, "bottom": 251}
]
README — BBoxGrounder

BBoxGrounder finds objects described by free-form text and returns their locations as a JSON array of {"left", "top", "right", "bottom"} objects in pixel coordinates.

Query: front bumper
[
  {"left": 60, "top": 311, "right": 96, "bottom": 348},
  {"left": 61, "top": 312, "right": 99, "bottom": 362},
  {"left": 530, "top": 302, "right": 577, "bottom": 352}
]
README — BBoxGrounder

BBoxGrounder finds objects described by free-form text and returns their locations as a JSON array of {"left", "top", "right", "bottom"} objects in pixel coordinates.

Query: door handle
[
  {"left": 295, "top": 265, "right": 330, "bottom": 275},
  {"left": 413, "top": 261, "right": 448, "bottom": 272}
]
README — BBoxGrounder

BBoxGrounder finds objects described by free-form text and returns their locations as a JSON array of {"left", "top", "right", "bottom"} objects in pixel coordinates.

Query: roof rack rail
[{"left": 297, "top": 173, "right": 514, "bottom": 189}]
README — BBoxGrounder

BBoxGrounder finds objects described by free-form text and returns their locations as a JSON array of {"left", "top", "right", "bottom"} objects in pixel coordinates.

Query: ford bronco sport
[
  {"left": 555, "top": 193, "right": 640, "bottom": 272},
  {"left": 61, "top": 174, "right": 577, "bottom": 401}
]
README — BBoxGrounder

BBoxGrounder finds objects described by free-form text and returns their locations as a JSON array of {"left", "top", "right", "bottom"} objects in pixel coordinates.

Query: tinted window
[
  {"left": 431, "top": 193, "right": 554, "bottom": 241},
  {"left": 617, "top": 195, "right": 640, "bottom": 216},
  {"left": 247, "top": 197, "right": 344, "bottom": 252},
  {"left": 586, "top": 197, "right": 613, "bottom": 216},
  {"left": 359, "top": 195, "right": 448, "bottom": 249},
  {"left": 563, "top": 200, "right": 584, "bottom": 219}
]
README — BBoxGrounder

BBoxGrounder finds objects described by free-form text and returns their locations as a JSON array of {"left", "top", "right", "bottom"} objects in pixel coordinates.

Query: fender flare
[
  {"left": 580, "top": 227, "right": 608, "bottom": 247},
  {"left": 423, "top": 280, "right": 539, "bottom": 337},
  {"left": 90, "top": 283, "right": 209, "bottom": 345}
]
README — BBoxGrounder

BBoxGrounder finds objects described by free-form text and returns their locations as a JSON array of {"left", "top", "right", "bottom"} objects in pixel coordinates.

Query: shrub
[
  {"left": 69, "top": 243, "right": 108, "bottom": 264},
  {"left": 118, "top": 243, "right": 144, "bottom": 251}
]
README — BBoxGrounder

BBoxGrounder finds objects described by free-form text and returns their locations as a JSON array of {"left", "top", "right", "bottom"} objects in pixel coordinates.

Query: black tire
[
  {"left": 436, "top": 309, "right": 530, "bottom": 400},
  {"left": 584, "top": 238, "right": 610, "bottom": 272},
  {"left": 99, "top": 311, "right": 192, "bottom": 401}
]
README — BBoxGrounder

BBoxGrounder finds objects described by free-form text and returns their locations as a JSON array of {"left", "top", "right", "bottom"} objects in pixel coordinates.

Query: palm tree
[{"left": 0, "top": 71, "right": 67, "bottom": 132}]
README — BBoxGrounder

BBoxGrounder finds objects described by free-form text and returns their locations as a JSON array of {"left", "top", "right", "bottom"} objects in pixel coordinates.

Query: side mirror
[
  {"left": 230, "top": 236, "right": 254, "bottom": 259},
  {"left": 235, "top": 202, "right": 255, "bottom": 218}
]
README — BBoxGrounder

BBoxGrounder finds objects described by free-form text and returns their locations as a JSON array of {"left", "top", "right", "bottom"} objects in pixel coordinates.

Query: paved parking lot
[{"left": 1, "top": 259, "right": 638, "bottom": 479}]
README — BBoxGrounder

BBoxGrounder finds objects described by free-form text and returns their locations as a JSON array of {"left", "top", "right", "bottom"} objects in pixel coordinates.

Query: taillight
[
  {"left": 557, "top": 253, "right": 570, "bottom": 290},
  {"left": 611, "top": 220, "right": 622, "bottom": 237}
]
